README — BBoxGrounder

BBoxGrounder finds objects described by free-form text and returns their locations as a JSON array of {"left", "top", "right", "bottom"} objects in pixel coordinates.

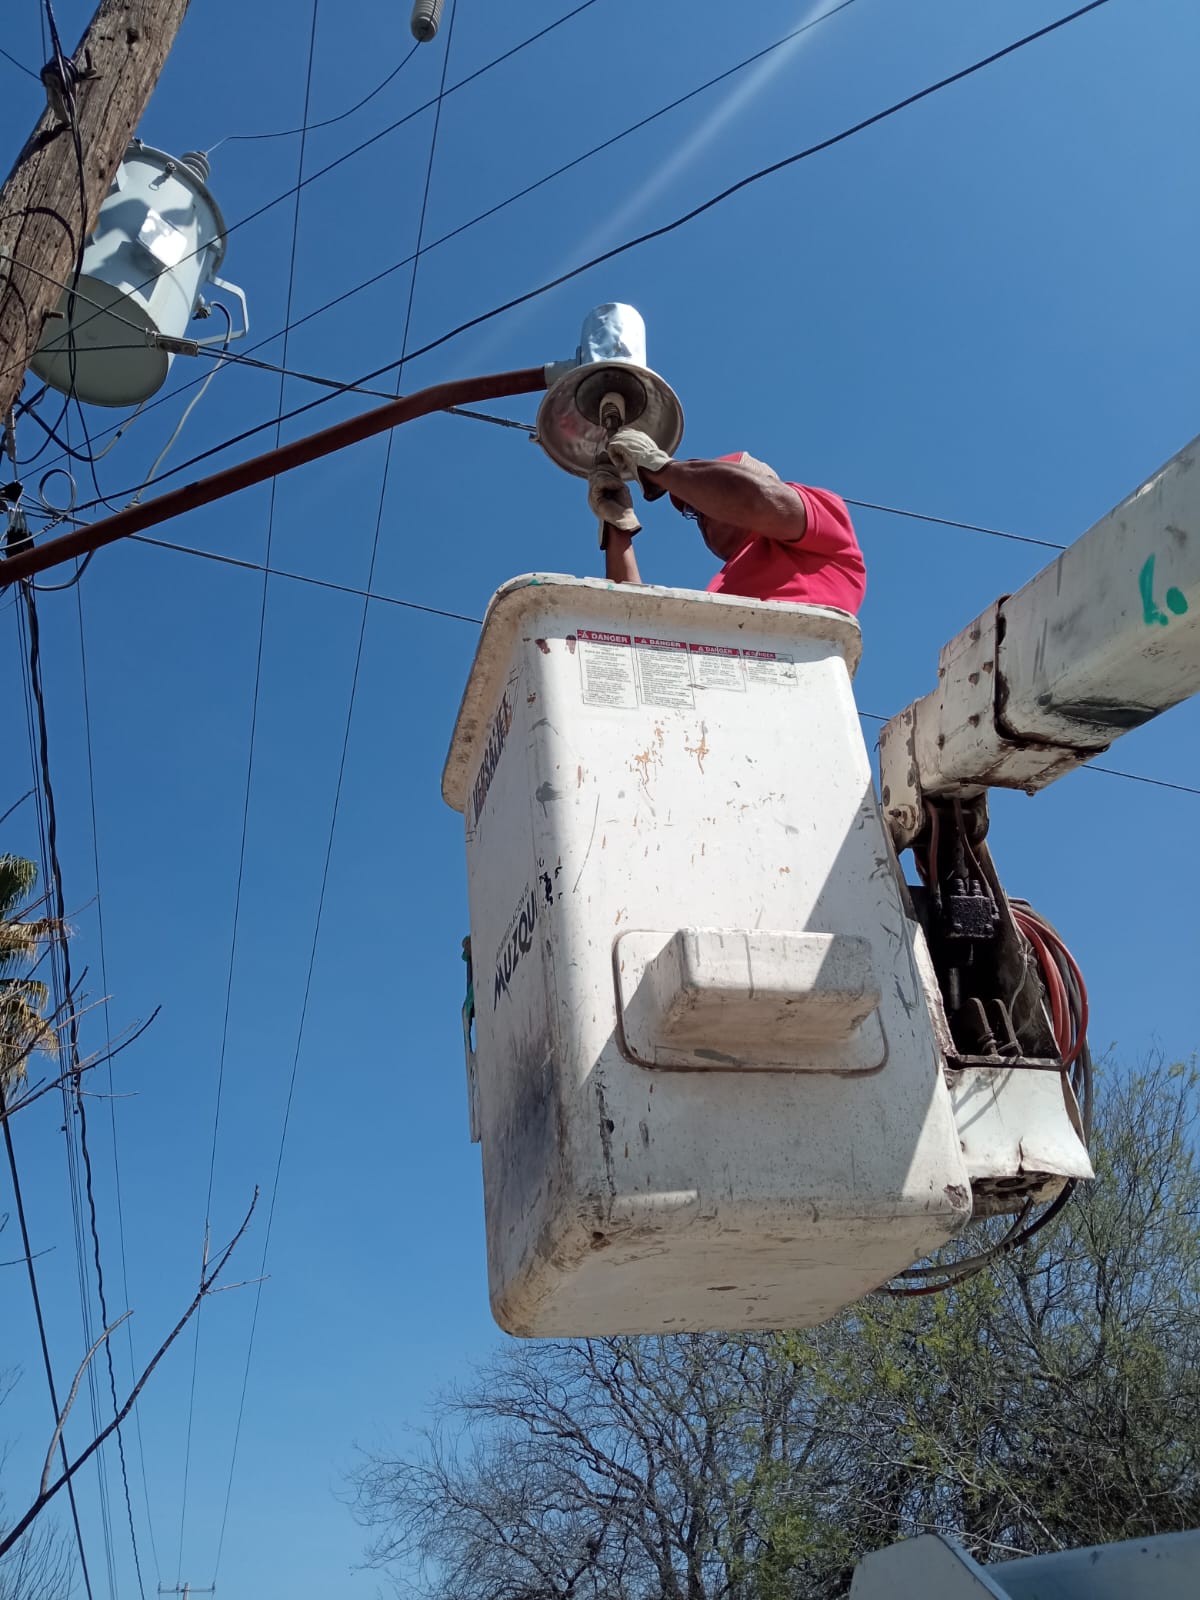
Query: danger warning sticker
[{"left": 577, "top": 635, "right": 796, "bottom": 706}]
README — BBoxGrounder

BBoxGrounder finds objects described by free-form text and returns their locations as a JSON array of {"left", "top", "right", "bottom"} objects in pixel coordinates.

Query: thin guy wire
[
  {"left": 23, "top": 0, "right": 857, "bottom": 480},
  {"left": 197, "top": 2, "right": 324, "bottom": 1579},
  {"left": 212, "top": 42, "right": 420, "bottom": 145},
  {"left": 124, "top": 531, "right": 1200, "bottom": 802},
  {"left": 9, "top": 330, "right": 1068, "bottom": 559},
  {"left": 52, "top": 0, "right": 1118, "bottom": 514},
  {"left": 12, "top": 592, "right": 97, "bottom": 1600},
  {"left": 0, "top": 42, "right": 39, "bottom": 78},
  {"left": 211, "top": 0, "right": 458, "bottom": 1579},
  {"left": 5, "top": 0, "right": 606, "bottom": 392},
  {"left": 46, "top": 29, "right": 149, "bottom": 1587},
  {"left": 0, "top": 1093, "right": 96, "bottom": 1600},
  {"left": 24, "top": 0, "right": 841, "bottom": 471},
  {"left": 75, "top": 573, "right": 156, "bottom": 1597},
  {"left": 11, "top": 327, "right": 1076, "bottom": 559},
  {"left": 20, "top": 413, "right": 117, "bottom": 1600},
  {"left": 238, "top": 0, "right": 865, "bottom": 345},
  {"left": 0, "top": 788, "right": 36, "bottom": 828},
  {"left": 26, "top": 582, "right": 118, "bottom": 1600}
]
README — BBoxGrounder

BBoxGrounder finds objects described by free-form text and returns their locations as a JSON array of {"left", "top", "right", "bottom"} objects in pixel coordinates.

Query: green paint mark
[
  {"left": 1139, "top": 557, "right": 1188, "bottom": 624},
  {"left": 1140, "top": 556, "right": 1169, "bottom": 626}
]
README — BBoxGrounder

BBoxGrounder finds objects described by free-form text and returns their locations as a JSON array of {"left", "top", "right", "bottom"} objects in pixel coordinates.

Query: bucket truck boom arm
[{"left": 880, "top": 434, "right": 1199, "bottom": 849}]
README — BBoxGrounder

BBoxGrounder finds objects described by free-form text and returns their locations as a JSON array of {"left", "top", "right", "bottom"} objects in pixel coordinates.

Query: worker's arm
[
  {"left": 589, "top": 467, "right": 643, "bottom": 584},
  {"left": 647, "top": 459, "right": 808, "bottom": 543},
  {"left": 603, "top": 527, "right": 642, "bottom": 584}
]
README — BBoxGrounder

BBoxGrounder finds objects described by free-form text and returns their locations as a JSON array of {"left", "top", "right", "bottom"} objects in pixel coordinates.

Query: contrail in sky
[{"left": 459, "top": 0, "right": 853, "bottom": 372}]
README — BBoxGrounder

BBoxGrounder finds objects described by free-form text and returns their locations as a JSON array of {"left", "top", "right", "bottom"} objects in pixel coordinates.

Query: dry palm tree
[{"left": 0, "top": 855, "right": 62, "bottom": 1096}]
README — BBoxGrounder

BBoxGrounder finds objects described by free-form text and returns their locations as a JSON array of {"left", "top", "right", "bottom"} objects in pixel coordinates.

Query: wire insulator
[{"left": 410, "top": 0, "right": 444, "bottom": 41}]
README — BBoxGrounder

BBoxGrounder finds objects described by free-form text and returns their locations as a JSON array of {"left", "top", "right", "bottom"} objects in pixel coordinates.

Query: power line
[
  {"left": 12, "top": 589, "right": 97, "bottom": 1600},
  {"left": 211, "top": 1, "right": 457, "bottom": 1581},
  {"left": 842, "top": 497, "right": 1064, "bottom": 552},
  {"left": 75, "top": 571, "right": 158, "bottom": 1597},
  {"left": 349, "top": 0, "right": 1118, "bottom": 386},
  {"left": 35, "top": 22, "right": 132, "bottom": 1575},
  {"left": 0, "top": 788, "right": 36, "bottom": 828},
  {"left": 54, "top": 0, "right": 1118, "bottom": 520},
  {"left": 128, "top": 532, "right": 484, "bottom": 621},
  {"left": 0, "top": 43, "right": 39, "bottom": 79},
  {"left": 0, "top": 1093, "right": 97, "bottom": 1600},
  {"left": 184, "top": 3, "right": 326, "bottom": 1587},
  {"left": 22, "top": 0, "right": 854, "bottom": 474},
  {"left": 206, "top": 0, "right": 865, "bottom": 351},
  {"left": 1084, "top": 763, "right": 1200, "bottom": 797},
  {"left": 124, "top": 531, "right": 1200, "bottom": 800},
  {"left": 212, "top": 43, "right": 420, "bottom": 145},
  {"left": 10, "top": 326, "right": 1070, "bottom": 557},
  {"left": 16, "top": 0, "right": 607, "bottom": 385}
]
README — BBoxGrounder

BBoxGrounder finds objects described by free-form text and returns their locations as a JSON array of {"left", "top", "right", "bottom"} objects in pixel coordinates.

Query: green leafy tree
[{"left": 352, "top": 1059, "right": 1200, "bottom": 1600}]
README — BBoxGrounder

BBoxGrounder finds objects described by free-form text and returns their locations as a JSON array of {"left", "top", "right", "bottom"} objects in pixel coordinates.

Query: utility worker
[{"left": 587, "top": 426, "right": 866, "bottom": 613}]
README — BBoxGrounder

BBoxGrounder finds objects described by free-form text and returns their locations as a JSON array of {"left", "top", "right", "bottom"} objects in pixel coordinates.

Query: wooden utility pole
[
  {"left": 159, "top": 1585, "right": 214, "bottom": 1599},
  {"left": 0, "top": 0, "right": 192, "bottom": 420}
]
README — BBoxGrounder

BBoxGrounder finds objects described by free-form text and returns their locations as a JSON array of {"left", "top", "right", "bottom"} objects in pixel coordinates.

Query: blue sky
[{"left": 1, "top": 0, "right": 1198, "bottom": 1595}]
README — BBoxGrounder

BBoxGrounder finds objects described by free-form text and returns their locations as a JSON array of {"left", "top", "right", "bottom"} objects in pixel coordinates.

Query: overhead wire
[
  {"left": 21, "top": 0, "right": 860, "bottom": 476},
  {"left": 74, "top": 563, "right": 161, "bottom": 1595},
  {"left": 49, "top": 0, "right": 1119, "bottom": 522},
  {"left": 0, "top": 42, "right": 39, "bottom": 79},
  {"left": 25, "top": 14, "right": 128, "bottom": 1587},
  {"left": 209, "top": 0, "right": 459, "bottom": 1581},
  {"left": 0, "top": 1086, "right": 96, "bottom": 1600},
  {"left": 199, "top": 0, "right": 866, "bottom": 350},
  {"left": 120, "top": 531, "right": 1200, "bottom": 801},
  {"left": 14, "top": 582, "right": 99, "bottom": 1600},
  {"left": 209, "top": 42, "right": 420, "bottom": 147},
  {"left": 36, "top": 16, "right": 147, "bottom": 1578},
  {"left": 9, "top": 0, "right": 609, "bottom": 391},
  {"left": 191, "top": 3, "right": 325, "bottom": 1582},
  {"left": 11, "top": 324, "right": 1073, "bottom": 560},
  {"left": 0, "top": 788, "right": 36, "bottom": 828}
]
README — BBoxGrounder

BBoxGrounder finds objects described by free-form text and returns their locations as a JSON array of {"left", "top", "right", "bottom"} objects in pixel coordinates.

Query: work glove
[
  {"left": 588, "top": 467, "right": 641, "bottom": 548},
  {"left": 605, "top": 427, "right": 672, "bottom": 501}
]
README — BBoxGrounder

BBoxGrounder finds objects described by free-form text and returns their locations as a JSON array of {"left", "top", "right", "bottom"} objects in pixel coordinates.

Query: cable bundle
[{"left": 884, "top": 901, "right": 1092, "bottom": 1297}]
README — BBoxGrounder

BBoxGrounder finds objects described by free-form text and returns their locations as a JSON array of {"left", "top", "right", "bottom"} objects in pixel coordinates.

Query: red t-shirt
[{"left": 705, "top": 483, "right": 866, "bottom": 614}]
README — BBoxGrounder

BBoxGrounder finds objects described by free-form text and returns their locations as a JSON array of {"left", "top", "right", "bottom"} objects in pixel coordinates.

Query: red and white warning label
[
  {"left": 633, "top": 636, "right": 694, "bottom": 709},
  {"left": 576, "top": 630, "right": 638, "bottom": 709},
  {"left": 577, "top": 634, "right": 796, "bottom": 707}
]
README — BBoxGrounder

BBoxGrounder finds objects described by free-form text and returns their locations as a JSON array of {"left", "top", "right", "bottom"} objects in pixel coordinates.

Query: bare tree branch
[
  {"left": 0, "top": 1187, "right": 259, "bottom": 1559},
  {"left": 40, "top": 1312, "right": 133, "bottom": 1498}
]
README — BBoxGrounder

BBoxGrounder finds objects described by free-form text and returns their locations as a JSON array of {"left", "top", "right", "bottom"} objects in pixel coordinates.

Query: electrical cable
[
  {"left": 208, "top": 0, "right": 865, "bottom": 351},
  {"left": 210, "top": 1, "right": 458, "bottom": 1580},
  {"left": 14, "top": 325, "right": 1073, "bottom": 558},
  {"left": 0, "top": 788, "right": 36, "bottom": 828},
  {"left": 882, "top": 825, "right": 1094, "bottom": 1297},
  {"left": 14, "top": 0, "right": 607, "bottom": 384},
  {"left": 117, "top": 535, "right": 1200, "bottom": 805},
  {"left": 192, "top": 6, "right": 324, "bottom": 1581},
  {"left": 74, "top": 566, "right": 158, "bottom": 1598},
  {"left": 130, "top": 304, "right": 233, "bottom": 503},
  {"left": 842, "top": 497, "right": 1064, "bottom": 552},
  {"left": 25, "top": 598, "right": 119, "bottom": 1600},
  {"left": 22, "top": 0, "right": 862, "bottom": 477},
  {"left": 0, "top": 1088, "right": 97, "bottom": 1600},
  {"left": 52, "top": 0, "right": 1119, "bottom": 519},
  {"left": 210, "top": 43, "right": 420, "bottom": 146},
  {"left": 25, "top": 21, "right": 129, "bottom": 1582},
  {"left": 0, "top": 43, "right": 39, "bottom": 79},
  {"left": 14, "top": 583, "right": 99, "bottom": 1600}
]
